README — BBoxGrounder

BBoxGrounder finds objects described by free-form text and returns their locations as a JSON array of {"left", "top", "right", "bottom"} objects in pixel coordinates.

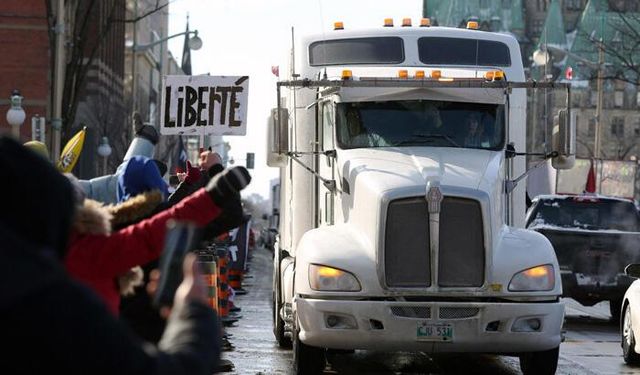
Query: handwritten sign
[{"left": 161, "top": 75, "right": 249, "bottom": 136}]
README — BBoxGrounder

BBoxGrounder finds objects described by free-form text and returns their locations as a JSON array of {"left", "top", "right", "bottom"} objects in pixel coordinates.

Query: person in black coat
[{"left": 0, "top": 136, "right": 221, "bottom": 375}]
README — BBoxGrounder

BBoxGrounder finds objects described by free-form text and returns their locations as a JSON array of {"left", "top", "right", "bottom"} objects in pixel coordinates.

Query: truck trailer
[{"left": 267, "top": 19, "right": 575, "bottom": 375}]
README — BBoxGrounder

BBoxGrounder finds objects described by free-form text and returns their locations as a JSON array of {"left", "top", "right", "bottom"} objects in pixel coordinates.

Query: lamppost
[
  {"left": 6, "top": 89, "right": 26, "bottom": 139},
  {"left": 129, "top": 29, "right": 203, "bottom": 129},
  {"left": 97, "top": 136, "right": 112, "bottom": 174}
]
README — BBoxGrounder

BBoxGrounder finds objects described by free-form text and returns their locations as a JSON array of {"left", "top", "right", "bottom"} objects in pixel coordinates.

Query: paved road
[{"left": 221, "top": 247, "right": 640, "bottom": 374}]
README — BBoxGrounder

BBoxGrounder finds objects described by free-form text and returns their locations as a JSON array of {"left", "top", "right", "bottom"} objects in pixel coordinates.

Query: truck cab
[{"left": 268, "top": 19, "right": 575, "bottom": 375}]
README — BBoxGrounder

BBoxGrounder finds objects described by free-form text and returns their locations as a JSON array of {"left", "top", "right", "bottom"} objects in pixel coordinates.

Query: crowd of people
[{"left": 0, "top": 124, "right": 252, "bottom": 374}]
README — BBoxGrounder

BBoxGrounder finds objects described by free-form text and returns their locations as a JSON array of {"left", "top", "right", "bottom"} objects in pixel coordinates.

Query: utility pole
[
  {"left": 593, "top": 41, "right": 605, "bottom": 159},
  {"left": 51, "top": 0, "right": 65, "bottom": 163},
  {"left": 130, "top": 0, "right": 138, "bottom": 133}
]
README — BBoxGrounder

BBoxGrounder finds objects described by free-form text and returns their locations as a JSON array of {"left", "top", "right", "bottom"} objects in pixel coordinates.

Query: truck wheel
[
  {"left": 622, "top": 304, "right": 640, "bottom": 365},
  {"left": 293, "top": 313, "right": 326, "bottom": 375},
  {"left": 519, "top": 346, "right": 559, "bottom": 375},
  {"left": 272, "top": 254, "right": 291, "bottom": 348},
  {"left": 273, "top": 291, "right": 291, "bottom": 348},
  {"left": 610, "top": 299, "right": 623, "bottom": 324}
]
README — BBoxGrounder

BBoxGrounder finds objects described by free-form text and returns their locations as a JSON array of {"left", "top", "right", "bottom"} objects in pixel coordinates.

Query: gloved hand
[
  {"left": 184, "top": 161, "right": 202, "bottom": 184},
  {"left": 205, "top": 166, "right": 251, "bottom": 207}
]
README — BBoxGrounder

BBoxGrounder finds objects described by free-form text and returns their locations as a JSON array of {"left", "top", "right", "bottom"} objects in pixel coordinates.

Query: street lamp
[
  {"left": 97, "top": 136, "right": 112, "bottom": 174},
  {"left": 129, "top": 29, "right": 203, "bottom": 131},
  {"left": 6, "top": 89, "right": 26, "bottom": 139},
  {"left": 533, "top": 43, "right": 605, "bottom": 158}
]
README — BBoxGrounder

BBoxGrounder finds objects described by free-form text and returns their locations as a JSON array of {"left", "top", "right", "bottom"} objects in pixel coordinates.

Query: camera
[{"left": 153, "top": 220, "right": 199, "bottom": 308}]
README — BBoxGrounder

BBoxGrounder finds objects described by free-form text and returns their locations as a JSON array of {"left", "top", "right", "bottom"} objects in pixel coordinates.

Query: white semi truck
[{"left": 267, "top": 19, "right": 575, "bottom": 375}]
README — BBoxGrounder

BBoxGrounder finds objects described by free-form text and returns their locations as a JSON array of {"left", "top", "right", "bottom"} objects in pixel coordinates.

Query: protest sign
[{"left": 161, "top": 75, "right": 249, "bottom": 136}]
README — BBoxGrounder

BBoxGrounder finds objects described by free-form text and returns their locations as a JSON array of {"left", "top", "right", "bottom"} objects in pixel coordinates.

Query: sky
[{"left": 167, "top": 0, "right": 423, "bottom": 198}]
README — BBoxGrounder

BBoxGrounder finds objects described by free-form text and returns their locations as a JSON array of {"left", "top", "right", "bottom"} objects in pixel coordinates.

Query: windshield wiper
[{"left": 394, "top": 133, "right": 461, "bottom": 147}]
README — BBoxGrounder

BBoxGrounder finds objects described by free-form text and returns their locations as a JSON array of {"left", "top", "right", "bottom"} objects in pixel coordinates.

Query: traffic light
[{"left": 246, "top": 152, "right": 255, "bottom": 169}]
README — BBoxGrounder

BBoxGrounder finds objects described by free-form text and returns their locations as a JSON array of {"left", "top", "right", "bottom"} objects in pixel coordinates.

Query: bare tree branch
[{"left": 113, "top": 0, "right": 171, "bottom": 23}]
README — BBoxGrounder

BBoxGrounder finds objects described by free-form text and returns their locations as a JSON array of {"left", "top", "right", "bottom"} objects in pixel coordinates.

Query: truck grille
[
  {"left": 385, "top": 197, "right": 430, "bottom": 287},
  {"left": 384, "top": 196, "right": 484, "bottom": 288},
  {"left": 390, "top": 306, "right": 432, "bottom": 319}
]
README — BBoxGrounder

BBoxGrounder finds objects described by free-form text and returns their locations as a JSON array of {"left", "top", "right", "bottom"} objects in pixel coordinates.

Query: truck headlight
[
  {"left": 309, "top": 264, "right": 361, "bottom": 292},
  {"left": 508, "top": 264, "right": 555, "bottom": 291}
]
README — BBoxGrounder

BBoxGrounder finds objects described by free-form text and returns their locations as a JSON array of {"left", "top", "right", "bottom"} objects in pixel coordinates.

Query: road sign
[{"left": 161, "top": 75, "right": 249, "bottom": 136}]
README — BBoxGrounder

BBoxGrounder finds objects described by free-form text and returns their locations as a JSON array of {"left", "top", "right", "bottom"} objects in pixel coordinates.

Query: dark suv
[{"left": 526, "top": 194, "right": 640, "bottom": 321}]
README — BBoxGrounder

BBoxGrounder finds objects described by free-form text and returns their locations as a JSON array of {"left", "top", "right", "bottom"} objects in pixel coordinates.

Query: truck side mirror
[
  {"left": 267, "top": 107, "right": 289, "bottom": 167},
  {"left": 551, "top": 109, "right": 575, "bottom": 170},
  {"left": 626, "top": 264, "right": 640, "bottom": 278}
]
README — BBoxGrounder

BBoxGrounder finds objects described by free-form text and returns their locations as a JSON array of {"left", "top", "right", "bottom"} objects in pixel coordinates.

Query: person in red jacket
[{"left": 64, "top": 167, "right": 251, "bottom": 315}]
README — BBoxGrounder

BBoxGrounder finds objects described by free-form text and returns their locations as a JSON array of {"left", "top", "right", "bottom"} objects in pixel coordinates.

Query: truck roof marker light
[
  {"left": 467, "top": 20, "right": 479, "bottom": 30},
  {"left": 341, "top": 70, "right": 353, "bottom": 80},
  {"left": 398, "top": 70, "right": 408, "bottom": 79},
  {"left": 402, "top": 18, "right": 412, "bottom": 27},
  {"left": 334, "top": 22, "right": 344, "bottom": 30},
  {"left": 430, "top": 70, "right": 441, "bottom": 79},
  {"left": 383, "top": 18, "right": 393, "bottom": 27},
  {"left": 420, "top": 18, "right": 431, "bottom": 27},
  {"left": 415, "top": 70, "right": 425, "bottom": 79},
  {"left": 485, "top": 70, "right": 505, "bottom": 81}
]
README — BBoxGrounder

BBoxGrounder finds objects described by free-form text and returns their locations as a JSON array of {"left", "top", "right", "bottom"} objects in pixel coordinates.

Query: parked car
[
  {"left": 526, "top": 194, "right": 640, "bottom": 321},
  {"left": 621, "top": 264, "right": 640, "bottom": 364}
]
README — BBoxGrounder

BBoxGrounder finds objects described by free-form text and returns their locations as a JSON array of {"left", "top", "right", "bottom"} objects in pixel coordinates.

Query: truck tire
[
  {"left": 610, "top": 299, "right": 623, "bottom": 324},
  {"left": 293, "top": 313, "right": 326, "bottom": 375},
  {"left": 272, "top": 255, "right": 291, "bottom": 348},
  {"left": 519, "top": 346, "right": 559, "bottom": 375},
  {"left": 623, "top": 304, "right": 640, "bottom": 365},
  {"left": 273, "top": 291, "right": 291, "bottom": 348}
]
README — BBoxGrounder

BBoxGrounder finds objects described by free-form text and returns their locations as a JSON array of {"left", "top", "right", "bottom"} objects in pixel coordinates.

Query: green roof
[
  {"left": 564, "top": 0, "right": 640, "bottom": 81},
  {"left": 423, "top": 0, "right": 525, "bottom": 36},
  {"left": 537, "top": 0, "right": 567, "bottom": 48}
]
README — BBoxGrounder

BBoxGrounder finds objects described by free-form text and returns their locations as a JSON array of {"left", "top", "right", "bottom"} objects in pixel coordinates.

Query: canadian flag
[
  {"left": 565, "top": 66, "right": 573, "bottom": 80},
  {"left": 585, "top": 159, "right": 596, "bottom": 193},
  {"left": 271, "top": 65, "right": 279, "bottom": 77}
]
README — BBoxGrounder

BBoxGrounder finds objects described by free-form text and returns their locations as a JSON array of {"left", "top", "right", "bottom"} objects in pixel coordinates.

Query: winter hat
[
  {"left": 0, "top": 136, "right": 75, "bottom": 259},
  {"left": 23, "top": 141, "right": 50, "bottom": 160},
  {"left": 117, "top": 155, "right": 169, "bottom": 202}
]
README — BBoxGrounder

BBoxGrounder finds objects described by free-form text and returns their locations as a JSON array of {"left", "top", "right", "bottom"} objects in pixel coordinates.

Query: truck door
[{"left": 317, "top": 101, "right": 336, "bottom": 226}]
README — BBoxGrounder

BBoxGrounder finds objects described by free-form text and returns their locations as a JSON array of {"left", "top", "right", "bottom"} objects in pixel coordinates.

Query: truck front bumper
[{"left": 296, "top": 297, "right": 564, "bottom": 353}]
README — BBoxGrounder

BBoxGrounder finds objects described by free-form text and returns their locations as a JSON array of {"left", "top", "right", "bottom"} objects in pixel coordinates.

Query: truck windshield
[
  {"left": 335, "top": 100, "right": 504, "bottom": 150},
  {"left": 530, "top": 198, "right": 640, "bottom": 232}
]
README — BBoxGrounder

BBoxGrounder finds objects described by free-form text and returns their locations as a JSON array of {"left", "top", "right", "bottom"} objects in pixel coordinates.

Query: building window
[
  {"left": 480, "top": 0, "right": 489, "bottom": 8},
  {"left": 637, "top": 92, "right": 640, "bottom": 107},
  {"left": 590, "top": 90, "right": 598, "bottom": 107},
  {"left": 611, "top": 117, "right": 625, "bottom": 137},
  {"left": 635, "top": 117, "right": 640, "bottom": 137},
  {"left": 502, "top": 0, "right": 511, "bottom": 8},
  {"left": 588, "top": 118, "right": 596, "bottom": 137},
  {"left": 615, "top": 91, "right": 624, "bottom": 108},
  {"left": 532, "top": 19, "right": 544, "bottom": 35}
]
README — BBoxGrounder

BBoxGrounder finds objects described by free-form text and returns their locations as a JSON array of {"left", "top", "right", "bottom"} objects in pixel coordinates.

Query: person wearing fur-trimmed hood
[{"left": 63, "top": 164, "right": 252, "bottom": 316}]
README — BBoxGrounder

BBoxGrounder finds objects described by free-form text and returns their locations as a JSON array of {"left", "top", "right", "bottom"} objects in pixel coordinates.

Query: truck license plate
[{"left": 417, "top": 322, "right": 453, "bottom": 342}]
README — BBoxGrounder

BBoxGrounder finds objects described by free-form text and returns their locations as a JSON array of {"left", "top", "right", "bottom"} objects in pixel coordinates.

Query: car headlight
[
  {"left": 508, "top": 264, "right": 555, "bottom": 291},
  {"left": 309, "top": 264, "right": 361, "bottom": 292}
]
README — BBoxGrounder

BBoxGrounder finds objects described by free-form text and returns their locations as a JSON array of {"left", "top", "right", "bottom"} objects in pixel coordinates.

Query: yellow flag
[{"left": 57, "top": 126, "right": 87, "bottom": 173}]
